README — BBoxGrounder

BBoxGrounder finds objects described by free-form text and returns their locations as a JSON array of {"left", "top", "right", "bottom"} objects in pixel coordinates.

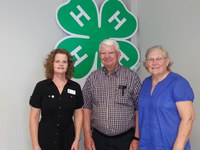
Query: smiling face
[
  {"left": 100, "top": 44, "right": 121, "bottom": 73},
  {"left": 53, "top": 53, "right": 68, "bottom": 76},
  {"left": 145, "top": 48, "right": 170, "bottom": 77}
]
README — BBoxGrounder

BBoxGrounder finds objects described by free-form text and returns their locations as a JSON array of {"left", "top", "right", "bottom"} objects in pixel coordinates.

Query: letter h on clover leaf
[{"left": 55, "top": 0, "right": 140, "bottom": 79}]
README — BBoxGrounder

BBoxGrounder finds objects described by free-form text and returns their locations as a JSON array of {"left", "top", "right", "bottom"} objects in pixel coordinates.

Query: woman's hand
[
  {"left": 71, "top": 139, "right": 79, "bottom": 150},
  {"left": 32, "top": 145, "right": 41, "bottom": 150}
]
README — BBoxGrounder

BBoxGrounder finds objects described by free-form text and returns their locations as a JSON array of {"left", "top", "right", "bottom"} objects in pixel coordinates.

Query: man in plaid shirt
[{"left": 82, "top": 39, "right": 141, "bottom": 150}]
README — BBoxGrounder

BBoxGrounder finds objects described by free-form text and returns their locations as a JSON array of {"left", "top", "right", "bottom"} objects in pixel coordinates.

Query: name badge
[{"left": 67, "top": 89, "right": 76, "bottom": 95}]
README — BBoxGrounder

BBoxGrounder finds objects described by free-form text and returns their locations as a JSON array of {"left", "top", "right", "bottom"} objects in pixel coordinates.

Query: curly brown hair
[{"left": 44, "top": 48, "right": 74, "bottom": 79}]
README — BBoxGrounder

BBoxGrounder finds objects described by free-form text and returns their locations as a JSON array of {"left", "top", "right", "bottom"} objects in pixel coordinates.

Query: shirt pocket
[
  {"left": 115, "top": 86, "right": 133, "bottom": 106},
  {"left": 65, "top": 93, "right": 77, "bottom": 107}
]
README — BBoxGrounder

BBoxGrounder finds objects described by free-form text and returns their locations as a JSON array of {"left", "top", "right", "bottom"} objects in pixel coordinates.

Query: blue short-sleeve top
[{"left": 138, "top": 72, "right": 194, "bottom": 150}]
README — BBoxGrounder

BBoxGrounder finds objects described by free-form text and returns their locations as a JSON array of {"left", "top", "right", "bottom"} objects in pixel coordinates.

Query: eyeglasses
[{"left": 146, "top": 57, "right": 166, "bottom": 63}]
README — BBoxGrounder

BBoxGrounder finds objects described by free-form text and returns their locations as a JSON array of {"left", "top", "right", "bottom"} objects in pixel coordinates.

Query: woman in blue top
[{"left": 138, "top": 45, "right": 195, "bottom": 150}]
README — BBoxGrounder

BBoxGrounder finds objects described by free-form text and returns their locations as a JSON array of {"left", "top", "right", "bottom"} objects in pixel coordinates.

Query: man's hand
[{"left": 129, "top": 139, "right": 139, "bottom": 150}]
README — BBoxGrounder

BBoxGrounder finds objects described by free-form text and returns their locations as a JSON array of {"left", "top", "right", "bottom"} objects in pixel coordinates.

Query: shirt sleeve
[
  {"left": 133, "top": 73, "right": 142, "bottom": 111},
  {"left": 82, "top": 76, "right": 93, "bottom": 110},
  {"left": 172, "top": 77, "right": 194, "bottom": 102},
  {"left": 29, "top": 82, "right": 42, "bottom": 108},
  {"left": 75, "top": 83, "right": 84, "bottom": 109}
]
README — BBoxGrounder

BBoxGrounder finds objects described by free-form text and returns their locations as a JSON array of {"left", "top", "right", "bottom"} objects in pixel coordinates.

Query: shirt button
[
  {"left": 57, "top": 124, "right": 59, "bottom": 127},
  {"left": 54, "top": 141, "right": 57, "bottom": 144},
  {"left": 59, "top": 106, "right": 62, "bottom": 109}
]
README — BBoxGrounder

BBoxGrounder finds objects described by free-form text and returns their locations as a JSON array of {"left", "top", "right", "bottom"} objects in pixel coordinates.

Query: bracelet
[{"left": 133, "top": 136, "right": 140, "bottom": 142}]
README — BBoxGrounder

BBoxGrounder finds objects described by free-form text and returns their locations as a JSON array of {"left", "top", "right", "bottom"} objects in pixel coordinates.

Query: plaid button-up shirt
[{"left": 83, "top": 65, "right": 141, "bottom": 136}]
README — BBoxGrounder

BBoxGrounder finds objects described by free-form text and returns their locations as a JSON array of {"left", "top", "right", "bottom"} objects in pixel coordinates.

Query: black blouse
[{"left": 30, "top": 79, "right": 83, "bottom": 150}]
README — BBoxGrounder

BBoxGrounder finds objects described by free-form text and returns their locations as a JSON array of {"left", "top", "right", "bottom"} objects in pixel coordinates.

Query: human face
[
  {"left": 145, "top": 48, "right": 169, "bottom": 77},
  {"left": 100, "top": 45, "right": 120, "bottom": 71},
  {"left": 53, "top": 53, "right": 68, "bottom": 75}
]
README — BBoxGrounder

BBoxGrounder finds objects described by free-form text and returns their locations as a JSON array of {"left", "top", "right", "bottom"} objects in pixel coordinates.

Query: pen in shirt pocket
[{"left": 118, "top": 85, "right": 127, "bottom": 96}]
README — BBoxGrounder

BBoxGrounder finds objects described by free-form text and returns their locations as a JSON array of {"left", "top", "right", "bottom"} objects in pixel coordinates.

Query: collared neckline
[
  {"left": 46, "top": 78, "right": 72, "bottom": 86},
  {"left": 102, "top": 64, "right": 121, "bottom": 76}
]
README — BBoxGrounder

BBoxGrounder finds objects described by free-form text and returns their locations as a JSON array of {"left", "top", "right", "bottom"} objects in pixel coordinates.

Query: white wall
[
  {"left": 0, "top": 1, "right": 64, "bottom": 149},
  {"left": 137, "top": 0, "right": 200, "bottom": 149}
]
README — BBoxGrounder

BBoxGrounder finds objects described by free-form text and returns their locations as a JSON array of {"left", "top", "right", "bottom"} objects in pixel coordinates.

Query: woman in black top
[{"left": 29, "top": 49, "right": 83, "bottom": 150}]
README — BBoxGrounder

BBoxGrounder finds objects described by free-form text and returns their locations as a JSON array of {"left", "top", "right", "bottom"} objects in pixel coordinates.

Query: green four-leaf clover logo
[{"left": 56, "top": 0, "right": 140, "bottom": 79}]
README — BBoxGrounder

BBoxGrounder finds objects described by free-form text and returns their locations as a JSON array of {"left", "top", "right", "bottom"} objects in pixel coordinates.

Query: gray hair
[
  {"left": 99, "top": 39, "right": 120, "bottom": 51},
  {"left": 144, "top": 45, "right": 173, "bottom": 71}
]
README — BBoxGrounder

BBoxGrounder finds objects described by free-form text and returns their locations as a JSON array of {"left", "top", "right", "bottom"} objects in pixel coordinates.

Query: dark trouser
[{"left": 92, "top": 128, "right": 135, "bottom": 150}]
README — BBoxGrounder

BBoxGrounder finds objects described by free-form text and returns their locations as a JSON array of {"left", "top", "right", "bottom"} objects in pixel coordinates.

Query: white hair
[{"left": 99, "top": 39, "right": 120, "bottom": 51}]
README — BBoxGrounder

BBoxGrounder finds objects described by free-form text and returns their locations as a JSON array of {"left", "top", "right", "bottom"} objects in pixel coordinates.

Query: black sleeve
[
  {"left": 29, "top": 82, "right": 42, "bottom": 108},
  {"left": 75, "top": 83, "right": 83, "bottom": 109}
]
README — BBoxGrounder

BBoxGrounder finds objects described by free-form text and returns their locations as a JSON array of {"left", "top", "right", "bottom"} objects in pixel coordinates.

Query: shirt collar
[
  {"left": 102, "top": 64, "right": 121, "bottom": 76},
  {"left": 46, "top": 78, "right": 72, "bottom": 86},
  {"left": 46, "top": 78, "right": 53, "bottom": 85}
]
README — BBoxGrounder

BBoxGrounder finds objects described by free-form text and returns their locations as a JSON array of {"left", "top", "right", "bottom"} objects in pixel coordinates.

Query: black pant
[{"left": 92, "top": 128, "right": 135, "bottom": 150}]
